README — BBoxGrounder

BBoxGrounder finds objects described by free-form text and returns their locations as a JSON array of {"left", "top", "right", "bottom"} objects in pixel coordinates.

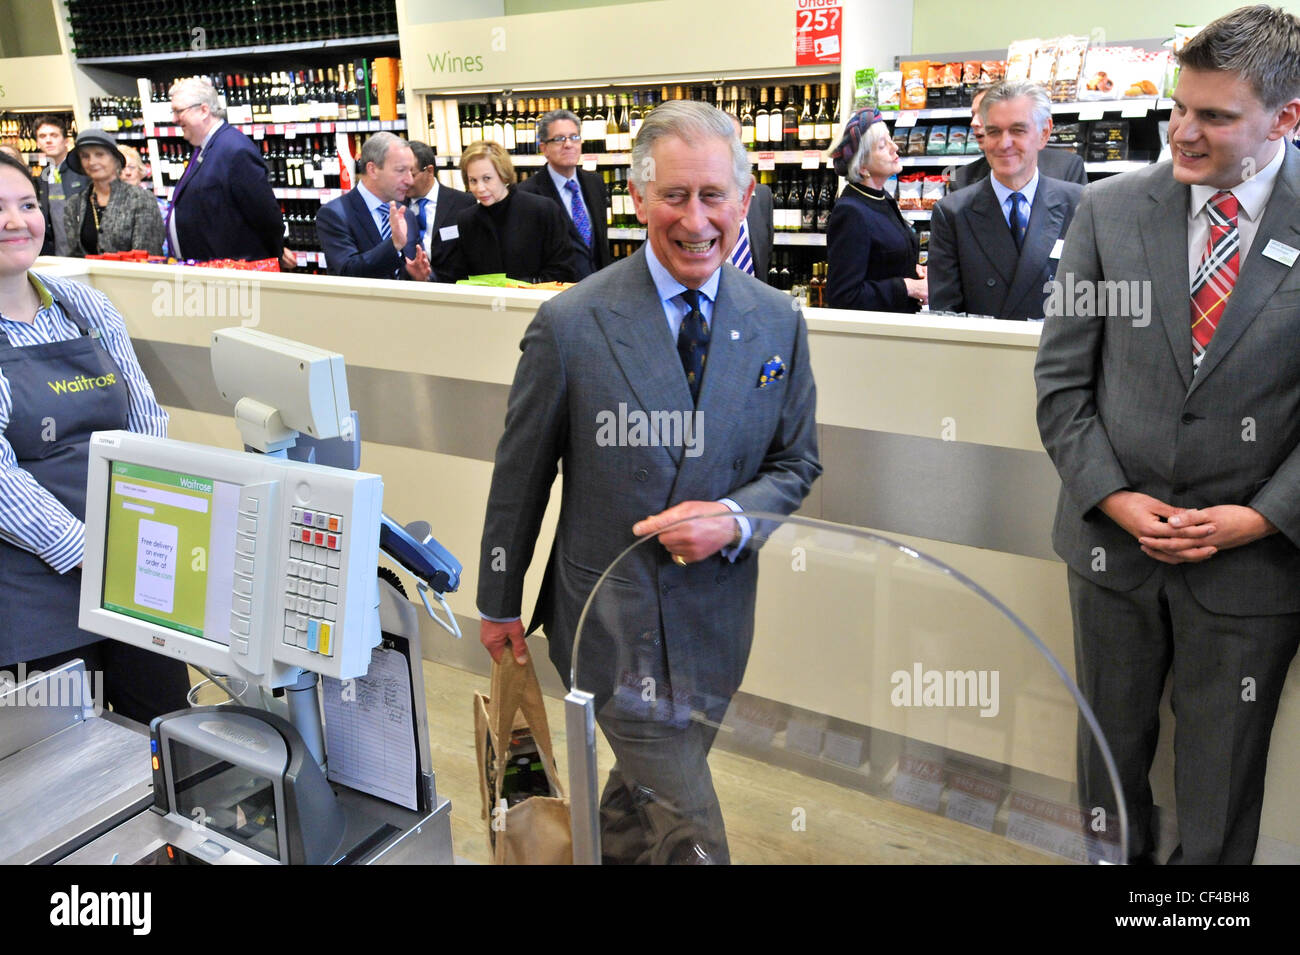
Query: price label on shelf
[
  {"left": 252, "top": 125, "right": 265, "bottom": 140},
  {"left": 1122, "top": 99, "right": 1153, "bottom": 117},
  {"left": 285, "top": 125, "right": 297, "bottom": 140},
  {"left": 1077, "top": 103, "right": 1106, "bottom": 121},
  {"left": 757, "top": 151, "right": 776, "bottom": 171},
  {"left": 296, "top": 254, "right": 307, "bottom": 268},
  {"left": 801, "top": 151, "right": 821, "bottom": 169},
  {"left": 580, "top": 154, "right": 598, "bottom": 172},
  {"left": 895, "top": 110, "right": 918, "bottom": 128}
]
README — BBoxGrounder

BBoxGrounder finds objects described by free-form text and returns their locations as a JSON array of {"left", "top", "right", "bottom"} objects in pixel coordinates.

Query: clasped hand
[{"left": 1099, "top": 490, "right": 1277, "bottom": 564}]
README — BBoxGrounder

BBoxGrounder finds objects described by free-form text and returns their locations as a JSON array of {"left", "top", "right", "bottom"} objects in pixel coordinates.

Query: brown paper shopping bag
[{"left": 474, "top": 655, "right": 572, "bottom": 865}]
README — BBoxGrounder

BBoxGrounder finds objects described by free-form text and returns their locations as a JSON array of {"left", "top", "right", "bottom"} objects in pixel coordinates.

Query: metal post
[{"left": 565, "top": 689, "right": 600, "bottom": 865}]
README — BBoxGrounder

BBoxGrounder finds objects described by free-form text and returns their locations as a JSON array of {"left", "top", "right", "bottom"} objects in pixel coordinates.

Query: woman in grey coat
[{"left": 63, "top": 129, "right": 164, "bottom": 257}]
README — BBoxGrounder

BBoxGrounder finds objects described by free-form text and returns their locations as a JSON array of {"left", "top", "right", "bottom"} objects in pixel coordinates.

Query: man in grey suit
[
  {"left": 929, "top": 82, "right": 1084, "bottom": 319},
  {"left": 477, "top": 100, "right": 821, "bottom": 864},
  {"left": 954, "top": 86, "right": 1088, "bottom": 190},
  {"left": 1036, "top": 5, "right": 1300, "bottom": 864}
]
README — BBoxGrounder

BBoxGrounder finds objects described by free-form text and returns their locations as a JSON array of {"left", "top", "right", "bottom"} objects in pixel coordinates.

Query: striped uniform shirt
[{"left": 0, "top": 272, "right": 168, "bottom": 573}]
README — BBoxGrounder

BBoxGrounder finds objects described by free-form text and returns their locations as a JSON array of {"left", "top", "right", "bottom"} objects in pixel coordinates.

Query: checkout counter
[{"left": 7, "top": 258, "right": 1300, "bottom": 863}]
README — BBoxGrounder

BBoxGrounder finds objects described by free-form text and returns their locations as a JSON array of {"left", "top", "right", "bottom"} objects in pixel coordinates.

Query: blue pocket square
[{"left": 757, "top": 355, "right": 786, "bottom": 387}]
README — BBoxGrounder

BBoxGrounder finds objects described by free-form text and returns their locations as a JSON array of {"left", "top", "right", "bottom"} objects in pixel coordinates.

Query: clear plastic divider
[{"left": 567, "top": 512, "right": 1128, "bottom": 865}]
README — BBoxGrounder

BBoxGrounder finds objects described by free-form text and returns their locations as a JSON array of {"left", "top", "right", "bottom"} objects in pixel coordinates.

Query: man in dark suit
[
  {"left": 34, "top": 115, "right": 88, "bottom": 257},
  {"left": 929, "top": 81, "right": 1083, "bottom": 319},
  {"left": 516, "top": 108, "right": 611, "bottom": 279},
  {"left": 477, "top": 100, "right": 820, "bottom": 864},
  {"left": 954, "top": 87, "right": 1088, "bottom": 190},
  {"left": 725, "top": 113, "right": 773, "bottom": 280},
  {"left": 315, "top": 133, "right": 429, "bottom": 281},
  {"left": 164, "top": 77, "right": 283, "bottom": 261},
  {"left": 405, "top": 140, "right": 475, "bottom": 284},
  {"left": 1036, "top": 5, "right": 1300, "bottom": 864}
]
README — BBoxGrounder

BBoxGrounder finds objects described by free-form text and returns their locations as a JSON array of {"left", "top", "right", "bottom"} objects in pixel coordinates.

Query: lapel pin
[{"left": 730, "top": 329, "right": 740, "bottom": 340}]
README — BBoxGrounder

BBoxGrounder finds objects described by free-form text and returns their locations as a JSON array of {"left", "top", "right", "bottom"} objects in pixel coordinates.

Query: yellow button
[
  {"left": 151, "top": 755, "right": 159, "bottom": 771},
  {"left": 318, "top": 623, "right": 331, "bottom": 656}
]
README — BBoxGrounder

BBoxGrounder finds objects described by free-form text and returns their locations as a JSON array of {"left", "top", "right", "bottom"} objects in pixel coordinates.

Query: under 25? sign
[{"left": 795, "top": 0, "right": 842, "bottom": 66}]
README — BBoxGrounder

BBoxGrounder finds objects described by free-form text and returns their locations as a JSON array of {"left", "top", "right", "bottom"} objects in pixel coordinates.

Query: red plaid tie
[{"left": 1190, "top": 190, "right": 1239, "bottom": 369}]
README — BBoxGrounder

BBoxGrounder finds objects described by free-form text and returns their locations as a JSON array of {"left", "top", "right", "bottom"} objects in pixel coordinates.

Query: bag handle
[{"left": 488, "top": 655, "right": 566, "bottom": 799}]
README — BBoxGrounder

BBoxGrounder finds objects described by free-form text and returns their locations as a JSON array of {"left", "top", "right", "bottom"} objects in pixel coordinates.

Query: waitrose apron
[{"left": 0, "top": 286, "right": 129, "bottom": 664}]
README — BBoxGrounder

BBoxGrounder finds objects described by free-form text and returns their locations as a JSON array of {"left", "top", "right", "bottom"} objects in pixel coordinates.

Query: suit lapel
[
  {"left": 1138, "top": 173, "right": 1194, "bottom": 391},
  {"left": 173, "top": 124, "right": 223, "bottom": 205},
  {"left": 1004, "top": 181, "right": 1067, "bottom": 315},
  {"left": 1189, "top": 147, "right": 1300, "bottom": 395},
  {"left": 597, "top": 249, "right": 694, "bottom": 466},
  {"left": 347, "top": 188, "right": 383, "bottom": 247},
  {"left": 969, "top": 181, "right": 1018, "bottom": 286}
]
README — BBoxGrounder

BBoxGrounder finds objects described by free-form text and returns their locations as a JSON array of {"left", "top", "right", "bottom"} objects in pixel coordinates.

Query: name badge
[
  {"left": 1262, "top": 238, "right": 1299, "bottom": 268},
  {"left": 439, "top": 225, "right": 459, "bottom": 241},
  {"left": 1050, "top": 238, "right": 1065, "bottom": 260}
]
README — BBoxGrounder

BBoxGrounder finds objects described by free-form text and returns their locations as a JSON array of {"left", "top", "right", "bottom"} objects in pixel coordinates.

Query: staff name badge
[
  {"left": 439, "top": 225, "right": 459, "bottom": 241},
  {"left": 1262, "top": 238, "right": 1299, "bottom": 268},
  {"left": 1050, "top": 238, "right": 1065, "bottom": 260}
]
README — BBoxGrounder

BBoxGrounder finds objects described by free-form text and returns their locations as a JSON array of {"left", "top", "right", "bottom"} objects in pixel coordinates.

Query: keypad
[{"left": 284, "top": 507, "right": 342, "bottom": 656}]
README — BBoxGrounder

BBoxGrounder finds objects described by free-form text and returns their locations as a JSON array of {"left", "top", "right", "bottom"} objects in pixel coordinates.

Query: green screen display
[{"left": 102, "top": 461, "right": 216, "bottom": 638}]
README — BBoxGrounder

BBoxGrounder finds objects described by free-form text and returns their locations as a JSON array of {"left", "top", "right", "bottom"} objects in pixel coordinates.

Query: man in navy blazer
[
  {"left": 516, "top": 108, "right": 612, "bottom": 279},
  {"left": 929, "top": 81, "right": 1083, "bottom": 319},
  {"left": 315, "top": 133, "right": 429, "bottom": 281},
  {"left": 406, "top": 140, "right": 476, "bottom": 283},
  {"left": 165, "top": 77, "right": 283, "bottom": 261}
]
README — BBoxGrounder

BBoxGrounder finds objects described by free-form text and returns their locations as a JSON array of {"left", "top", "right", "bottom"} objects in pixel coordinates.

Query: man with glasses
[
  {"left": 164, "top": 76, "right": 284, "bottom": 262},
  {"left": 517, "top": 108, "right": 611, "bottom": 279}
]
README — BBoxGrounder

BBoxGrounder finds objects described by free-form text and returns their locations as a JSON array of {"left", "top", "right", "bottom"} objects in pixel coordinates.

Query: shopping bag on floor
[{"left": 474, "top": 654, "right": 572, "bottom": 864}]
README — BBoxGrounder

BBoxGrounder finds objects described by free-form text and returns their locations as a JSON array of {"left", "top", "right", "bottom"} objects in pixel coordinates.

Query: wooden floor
[{"left": 421, "top": 660, "right": 1062, "bottom": 865}]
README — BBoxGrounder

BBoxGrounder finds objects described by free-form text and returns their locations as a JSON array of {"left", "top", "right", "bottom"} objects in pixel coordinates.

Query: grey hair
[
  {"left": 1178, "top": 4, "right": 1300, "bottom": 108},
  {"left": 537, "top": 109, "right": 580, "bottom": 144},
  {"left": 628, "top": 99, "right": 751, "bottom": 197},
  {"left": 846, "top": 120, "right": 893, "bottom": 185},
  {"left": 358, "top": 132, "right": 409, "bottom": 174},
  {"left": 979, "top": 81, "right": 1051, "bottom": 132},
  {"left": 168, "top": 76, "right": 225, "bottom": 120}
]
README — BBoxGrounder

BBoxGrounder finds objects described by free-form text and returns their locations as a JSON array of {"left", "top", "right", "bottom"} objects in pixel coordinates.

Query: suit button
[
  {"left": 1181, "top": 413, "right": 1197, "bottom": 424},
  {"left": 732, "top": 457, "right": 743, "bottom": 470},
  {"left": 634, "top": 468, "right": 648, "bottom": 482},
  {"left": 661, "top": 584, "right": 672, "bottom": 595},
  {"left": 986, "top": 278, "right": 997, "bottom": 287},
  {"left": 715, "top": 573, "right": 728, "bottom": 584}
]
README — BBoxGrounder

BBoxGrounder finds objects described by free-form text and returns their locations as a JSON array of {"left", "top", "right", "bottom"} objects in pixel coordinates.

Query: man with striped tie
[
  {"left": 726, "top": 114, "right": 773, "bottom": 281},
  {"left": 517, "top": 109, "right": 611, "bottom": 280},
  {"left": 1036, "top": 5, "right": 1300, "bottom": 865},
  {"left": 316, "top": 132, "right": 429, "bottom": 281}
]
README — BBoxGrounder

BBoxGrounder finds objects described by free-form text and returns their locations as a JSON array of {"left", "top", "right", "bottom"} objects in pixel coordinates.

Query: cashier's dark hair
[{"left": 1178, "top": 5, "right": 1300, "bottom": 107}]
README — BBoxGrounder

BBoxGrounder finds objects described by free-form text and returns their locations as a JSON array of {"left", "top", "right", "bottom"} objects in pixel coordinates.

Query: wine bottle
[
  {"left": 781, "top": 86, "right": 798, "bottom": 150},
  {"left": 740, "top": 92, "right": 755, "bottom": 150},
  {"left": 756, "top": 87, "right": 771, "bottom": 148},
  {"left": 799, "top": 85, "right": 814, "bottom": 150},
  {"left": 814, "top": 84, "right": 832, "bottom": 150},
  {"left": 802, "top": 172, "right": 817, "bottom": 232}
]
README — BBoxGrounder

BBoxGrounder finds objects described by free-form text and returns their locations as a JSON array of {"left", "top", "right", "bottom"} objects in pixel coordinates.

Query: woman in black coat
[
  {"left": 450, "top": 141, "right": 576, "bottom": 284},
  {"left": 825, "top": 108, "right": 928, "bottom": 313}
]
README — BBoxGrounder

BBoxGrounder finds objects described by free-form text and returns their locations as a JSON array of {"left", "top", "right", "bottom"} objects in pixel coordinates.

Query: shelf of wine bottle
[
  {"left": 68, "top": 0, "right": 398, "bottom": 60},
  {"left": 150, "top": 120, "right": 405, "bottom": 138}
]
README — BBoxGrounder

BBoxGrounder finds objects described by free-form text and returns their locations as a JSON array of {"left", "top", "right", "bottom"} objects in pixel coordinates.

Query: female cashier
[
  {"left": 825, "top": 108, "right": 928, "bottom": 313},
  {"left": 0, "top": 151, "right": 188, "bottom": 721}
]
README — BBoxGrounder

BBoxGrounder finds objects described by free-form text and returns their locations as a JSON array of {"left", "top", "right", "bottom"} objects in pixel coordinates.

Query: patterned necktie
[
  {"left": 677, "top": 288, "right": 710, "bottom": 403},
  {"left": 377, "top": 203, "right": 391, "bottom": 242},
  {"left": 1190, "top": 190, "right": 1239, "bottom": 370},
  {"left": 565, "top": 178, "right": 592, "bottom": 246},
  {"left": 1007, "top": 191, "right": 1027, "bottom": 251},
  {"left": 163, "top": 143, "right": 202, "bottom": 236},
  {"left": 416, "top": 197, "right": 430, "bottom": 242},
  {"left": 729, "top": 218, "right": 754, "bottom": 275}
]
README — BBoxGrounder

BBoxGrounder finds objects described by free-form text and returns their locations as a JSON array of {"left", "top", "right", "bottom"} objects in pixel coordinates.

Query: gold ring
[{"left": 673, "top": 554, "right": 688, "bottom": 566}]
